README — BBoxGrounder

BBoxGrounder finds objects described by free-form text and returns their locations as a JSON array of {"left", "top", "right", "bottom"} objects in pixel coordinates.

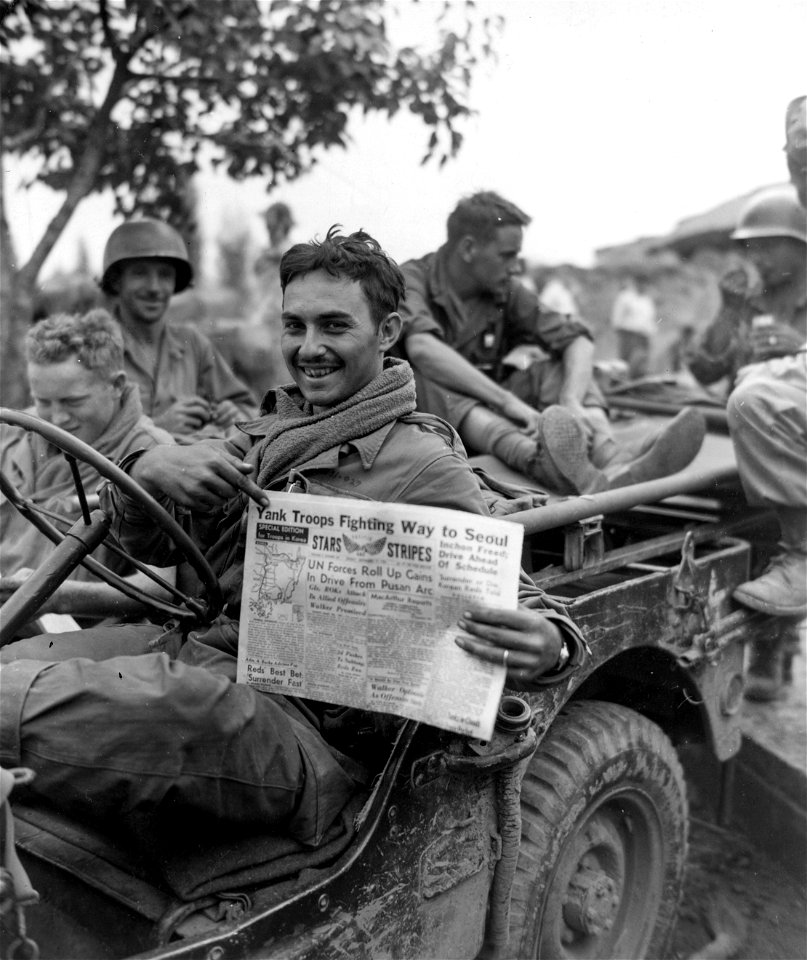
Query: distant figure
[
  {"left": 785, "top": 94, "right": 806, "bottom": 207},
  {"left": 610, "top": 277, "right": 657, "bottom": 380},
  {"left": 235, "top": 201, "right": 297, "bottom": 397},
  {"left": 538, "top": 274, "right": 579, "bottom": 317},
  {"left": 100, "top": 219, "right": 257, "bottom": 438},
  {"left": 669, "top": 324, "right": 696, "bottom": 375},
  {"left": 205, "top": 201, "right": 297, "bottom": 402},
  {"left": 261, "top": 202, "right": 295, "bottom": 258}
]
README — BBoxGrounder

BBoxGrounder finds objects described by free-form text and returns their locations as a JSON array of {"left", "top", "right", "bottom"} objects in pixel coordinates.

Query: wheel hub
[{"left": 563, "top": 863, "right": 620, "bottom": 935}]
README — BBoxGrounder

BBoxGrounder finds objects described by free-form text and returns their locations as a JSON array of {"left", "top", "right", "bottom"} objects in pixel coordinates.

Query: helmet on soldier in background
[
  {"left": 731, "top": 184, "right": 807, "bottom": 245},
  {"left": 100, "top": 219, "right": 193, "bottom": 295}
]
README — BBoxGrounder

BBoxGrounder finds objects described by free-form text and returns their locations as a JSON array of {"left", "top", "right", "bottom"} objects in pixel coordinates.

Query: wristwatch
[{"left": 554, "top": 639, "right": 570, "bottom": 673}]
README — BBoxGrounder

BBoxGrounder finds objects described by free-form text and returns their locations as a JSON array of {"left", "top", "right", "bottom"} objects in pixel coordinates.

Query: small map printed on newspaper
[{"left": 237, "top": 492, "right": 524, "bottom": 739}]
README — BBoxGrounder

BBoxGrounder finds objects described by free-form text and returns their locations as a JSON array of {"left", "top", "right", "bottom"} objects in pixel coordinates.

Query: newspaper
[{"left": 237, "top": 492, "right": 524, "bottom": 739}]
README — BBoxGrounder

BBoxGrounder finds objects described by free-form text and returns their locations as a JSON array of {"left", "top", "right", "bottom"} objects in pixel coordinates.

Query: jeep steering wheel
[{"left": 0, "top": 408, "right": 223, "bottom": 644}]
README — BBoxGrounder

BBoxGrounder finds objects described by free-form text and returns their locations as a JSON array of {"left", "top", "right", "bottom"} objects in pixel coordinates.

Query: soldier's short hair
[
  {"left": 25, "top": 309, "right": 125, "bottom": 378},
  {"left": 447, "top": 191, "right": 531, "bottom": 248},
  {"left": 279, "top": 225, "right": 405, "bottom": 326}
]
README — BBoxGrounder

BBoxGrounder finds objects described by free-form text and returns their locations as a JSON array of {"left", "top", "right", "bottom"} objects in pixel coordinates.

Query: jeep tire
[{"left": 508, "top": 699, "right": 688, "bottom": 959}]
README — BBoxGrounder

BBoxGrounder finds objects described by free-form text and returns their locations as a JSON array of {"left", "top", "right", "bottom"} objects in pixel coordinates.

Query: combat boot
[
  {"left": 526, "top": 405, "right": 609, "bottom": 496},
  {"left": 604, "top": 408, "right": 707, "bottom": 489},
  {"left": 733, "top": 508, "right": 807, "bottom": 617},
  {"left": 733, "top": 552, "right": 807, "bottom": 617},
  {"left": 592, "top": 418, "right": 679, "bottom": 469}
]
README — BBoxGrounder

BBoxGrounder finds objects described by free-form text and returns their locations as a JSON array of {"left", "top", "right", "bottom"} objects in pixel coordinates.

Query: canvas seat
[
  {"left": 9, "top": 709, "right": 391, "bottom": 930},
  {"left": 13, "top": 793, "right": 365, "bottom": 912}
]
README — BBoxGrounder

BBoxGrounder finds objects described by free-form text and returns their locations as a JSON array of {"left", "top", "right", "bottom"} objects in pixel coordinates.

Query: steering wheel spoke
[
  {"left": 64, "top": 453, "right": 94, "bottom": 524},
  {"left": 0, "top": 510, "right": 111, "bottom": 638},
  {"left": 20, "top": 502, "right": 209, "bottom": 620}
]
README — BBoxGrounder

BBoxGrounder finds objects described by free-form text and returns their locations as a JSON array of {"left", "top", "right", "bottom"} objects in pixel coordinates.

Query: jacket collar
[
  {"left": 426, "top": 244, "right": 512, "bottom": 311},
  {"left": 237, "top": 413, "right": 398, "bottom": 472},
  {"left": 119, "top": 319, "right": 186, "bottom": 361}
]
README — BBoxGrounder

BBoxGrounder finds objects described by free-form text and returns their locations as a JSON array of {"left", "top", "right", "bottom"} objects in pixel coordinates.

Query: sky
[{"left": 6, "top": 0, "right": 806, "bottom": 281}]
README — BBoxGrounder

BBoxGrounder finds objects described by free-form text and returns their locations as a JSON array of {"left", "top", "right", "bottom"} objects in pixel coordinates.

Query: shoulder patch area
[{"left": 399, "top": 411, "right": 464, "bottom": 450}]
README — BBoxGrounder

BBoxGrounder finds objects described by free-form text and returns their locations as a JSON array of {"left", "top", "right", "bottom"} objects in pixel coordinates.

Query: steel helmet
[
  {"left": 100, "top": 219, "right": 193, "bottom": 294},
  {"left": 731, "top": 185, "right": 807, "bottom": 244}
]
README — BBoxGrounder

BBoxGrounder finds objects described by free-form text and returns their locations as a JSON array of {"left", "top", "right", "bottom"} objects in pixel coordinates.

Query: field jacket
[
  {"left": 398, "top": 247, "right": 594, "bottom": 377},
  {"left": 688, "top": 266, "right": 807, "bottom": 388},
  {"left": 122, "top": 322, "right": 257, "bottom": 429}
]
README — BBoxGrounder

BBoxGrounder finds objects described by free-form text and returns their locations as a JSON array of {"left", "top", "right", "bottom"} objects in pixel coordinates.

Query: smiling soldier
[
  {"left": 100, "top": 218, "right": 257, "bottom": 438},
  {"left": 0, "top": 228, "right": 586, "bottom": 848}
]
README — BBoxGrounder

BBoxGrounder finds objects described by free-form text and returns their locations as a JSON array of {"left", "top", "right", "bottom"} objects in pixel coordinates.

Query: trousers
[
  {"left": 0, "top": 621, "right": 355, "bottom": 847},
  {"left": 727, "top": 352, "right": 807, "bottom": 510},
  {"left": 413, "top": 359, "right": 613, "bottom": 464}
]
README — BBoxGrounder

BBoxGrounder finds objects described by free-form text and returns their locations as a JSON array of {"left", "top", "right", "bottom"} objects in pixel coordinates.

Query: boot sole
[{"left": 539, "top": 406, "right": 607, "bottom": 495}]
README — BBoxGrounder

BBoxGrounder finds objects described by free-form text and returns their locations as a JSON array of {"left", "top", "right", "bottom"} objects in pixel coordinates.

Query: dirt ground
[
  {"left": 670, "top": 633, "right": 807, "bottom": 960},
  {"left": 670, "top": 817, "right": 807, "bottom": 960}
]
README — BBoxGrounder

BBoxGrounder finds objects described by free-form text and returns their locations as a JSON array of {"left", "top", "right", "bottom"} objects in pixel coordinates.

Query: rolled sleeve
[
  {"left": 100, "top": 451, "right": 189, "bottom": 567},
  {"left": 399, "top": 260, "right": 447, "bottom": 341},
  {"left": 508, "top": 284, "right": 593, "bottom": 355},
  {"left": 535, "top": 309, "right": 593, "bottom": 354},
  {"left": 511, "top": 577, "right": 591, "bottom": 689}
]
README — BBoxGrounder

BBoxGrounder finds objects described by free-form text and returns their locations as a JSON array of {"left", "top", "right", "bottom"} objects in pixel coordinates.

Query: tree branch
[
  {"left": 126, "top": 69, "right": 231, "bottom": 84},
  {"left": 98, "top": 0, "right": 127, "bottom": 65},
  {"left": 129, "top": 2, "right": 195, "bottom": 50},
  {"left": 2, "top": 106, "right": 48, "bottom": 152},
  {"left": 16, "top": 56, "right": 132, "bottom": 287},
  {"left": 0, "top": 0, "right": 24, "bottom": 29}
]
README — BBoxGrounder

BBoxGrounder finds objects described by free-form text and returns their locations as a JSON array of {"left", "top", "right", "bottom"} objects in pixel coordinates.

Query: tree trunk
[
  {"left": 0, "top": 160, "right": 33, "bottom": 409},
  {"left": 0, "top": 279, "right": 34, "bottom": 409},
  {"left": 0, "top": 58, "right": 131, "bottom": 408}
]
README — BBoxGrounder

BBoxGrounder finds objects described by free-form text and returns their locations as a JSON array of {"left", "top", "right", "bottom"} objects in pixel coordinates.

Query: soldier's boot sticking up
[
  {"left": 733, "top": 509, "right": 807, "bottom": 618},
  {"left": 526, "top": 405, "right": 609, "bottom": 495},
  {"left": 590, "top": 413, "right": 691, "bottom": 468},
  {"left": 470, "top": 405, "right": 705, "bottom": 498},
  {"left": 602, "top": 408, "right": 707, "bottom": 490},
  {"left": 476, "top": 404, "right": 607, "bottom": 496}
]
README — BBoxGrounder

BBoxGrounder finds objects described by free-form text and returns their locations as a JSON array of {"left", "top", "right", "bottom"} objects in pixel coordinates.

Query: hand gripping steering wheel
[{"left": 0, "top": 408, "right": 223, "bottom": 645}]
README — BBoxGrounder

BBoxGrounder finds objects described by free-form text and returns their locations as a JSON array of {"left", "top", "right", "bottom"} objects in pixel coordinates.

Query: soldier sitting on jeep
[
  {"left": 686, "top": 150, "right": 806, "bottom": 620},
  {"left": 0, "top": 227, "right": 587, "bottom": 848},
  {"left": 395, "top": 190, "right": 706, "bottom": 495},
  {"left": 685, "top": 98, "right": 807, "bottom": 705}
]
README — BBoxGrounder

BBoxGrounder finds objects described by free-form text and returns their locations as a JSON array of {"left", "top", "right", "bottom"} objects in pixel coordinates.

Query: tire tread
[{"left": 508, "top": 699, "right": 689, "bottom": 959}]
